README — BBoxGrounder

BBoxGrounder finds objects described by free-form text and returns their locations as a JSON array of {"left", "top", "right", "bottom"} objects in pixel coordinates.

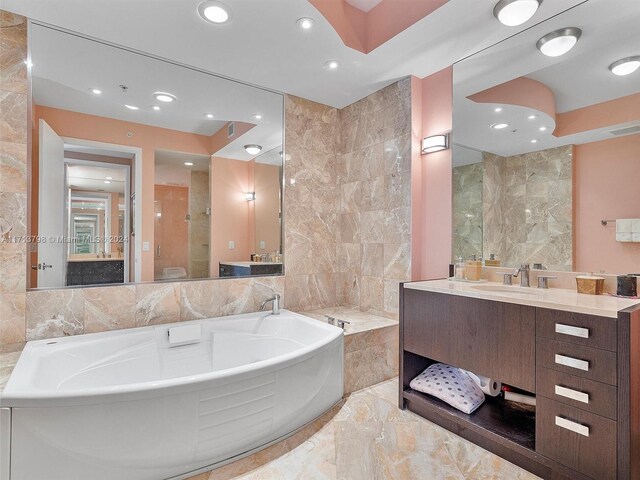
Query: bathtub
[{"left": 0, "top": 309, "right": 343, "bottom": 480}]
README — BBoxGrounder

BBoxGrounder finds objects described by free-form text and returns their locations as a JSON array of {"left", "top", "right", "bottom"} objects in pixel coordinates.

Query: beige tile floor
[{"left": 188, "top": 378, "right": 541, "bottom": 480}]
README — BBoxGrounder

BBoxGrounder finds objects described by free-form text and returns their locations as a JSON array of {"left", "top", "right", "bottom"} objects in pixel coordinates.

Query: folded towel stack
[{"left": 616, "top": 219, "right": 640, "bottom": 242}]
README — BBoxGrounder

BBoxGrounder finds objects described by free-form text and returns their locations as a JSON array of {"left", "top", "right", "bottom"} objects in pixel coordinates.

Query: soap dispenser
[{"left": 485, "top": 253, "right": 501, "bottom": 267}]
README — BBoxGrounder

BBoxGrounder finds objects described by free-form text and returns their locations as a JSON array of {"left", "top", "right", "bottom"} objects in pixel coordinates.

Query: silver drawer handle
[
  {"left": 555, "top": 385, "right": 590, "bottom": 404},
  {"left": 555, "top": 354, "right": 590, "bottom": 371},
  {"left": 555, "top": 416, "right": 590, "bottom": 437},
  {"left": 555, "top": 323, "right": 589, "bottom": 339}
]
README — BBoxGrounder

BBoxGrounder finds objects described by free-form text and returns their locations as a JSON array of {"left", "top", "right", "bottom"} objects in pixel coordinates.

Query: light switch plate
[
  {"left": 228, "top": 241, "right": 235, "bottom": 250},
  {"left": 143, "top": 241, "right": 150, "bottom": 251}
]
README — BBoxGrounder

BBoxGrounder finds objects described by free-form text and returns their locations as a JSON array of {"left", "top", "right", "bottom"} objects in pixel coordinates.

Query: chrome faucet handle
[
  {"left": 503, "top": 273, "right": 513, "bottom": 285},
  {"left": 537, "top": 275, "right": 558, "bottom": 289},
  {"left": 336, "top": 319, "right": 351, "bottom": 329},
  {"left": 260, "top": 294, "right": 281, "bottom": 315},
  {"left": 324, "top": 315, "right": 336, "bottom": 325}
]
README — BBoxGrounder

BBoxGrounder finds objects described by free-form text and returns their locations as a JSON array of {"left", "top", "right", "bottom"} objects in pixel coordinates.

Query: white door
[{"left": 37, "top": 119, "right": 66, "bottom": 287}]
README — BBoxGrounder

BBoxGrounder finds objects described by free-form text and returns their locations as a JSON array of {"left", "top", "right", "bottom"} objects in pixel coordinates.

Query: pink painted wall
[
  {"left": 556, "top": 93, "right": 640, "bottom": 137},
  {"left": 254, "top": 163, "right": 282, "bottom": 254},
  {"left": 33, "top": 106, "right": 211, "bottom": 281},
  {"left": 414, "top": 67, "right": 453, "bottom": 280},
  {"left": 574, "top": 135, "right": 640, "bottom": 274},
  {"left": 209, "top": 156, "right": 254, "bottom": 276}
]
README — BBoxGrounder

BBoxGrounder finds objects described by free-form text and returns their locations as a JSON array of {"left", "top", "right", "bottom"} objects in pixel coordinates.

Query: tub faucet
[
  {"left": 513, "top": 264, "right": 530, "bottom": 287},
  {"left": 260, "top": 294, "right": 281, "bottom": 315}
]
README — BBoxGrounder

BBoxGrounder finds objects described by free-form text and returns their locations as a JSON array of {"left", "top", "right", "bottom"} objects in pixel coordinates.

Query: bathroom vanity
[{"left": 399, "top": 280, "right": 640, "bottom": 480}]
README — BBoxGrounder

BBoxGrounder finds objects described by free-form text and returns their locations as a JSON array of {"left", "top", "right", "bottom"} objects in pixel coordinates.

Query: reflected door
[{"left": 37, "top": 119, "right": 66, "bottom": 287}]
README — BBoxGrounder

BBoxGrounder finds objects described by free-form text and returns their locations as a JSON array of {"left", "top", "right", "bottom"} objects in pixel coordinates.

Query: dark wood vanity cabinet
[{"left": 399, "top": 284, "right": 640, "bottom": 480}]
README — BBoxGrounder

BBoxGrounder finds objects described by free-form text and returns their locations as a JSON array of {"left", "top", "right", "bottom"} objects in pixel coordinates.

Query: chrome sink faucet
[
  {"left": 513, "top": 264, "right": 530, "bottom": 287},
  {"left": 260, "top": 294, "right": 281, "bottom": 315}
]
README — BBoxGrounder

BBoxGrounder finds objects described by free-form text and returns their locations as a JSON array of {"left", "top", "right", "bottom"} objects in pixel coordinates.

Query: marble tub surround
[
  {"left": 406, "top": 278, "right": 640, "bottom": 318},
  {"left": 476, "top": 146, "right": 573, "bottom": 270},
  {"left": 185, "top": 379, "right": 539, "bottom": 480}
]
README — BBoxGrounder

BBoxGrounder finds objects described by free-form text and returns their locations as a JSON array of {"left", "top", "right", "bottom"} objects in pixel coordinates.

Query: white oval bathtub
[{"left": 0, "top": 309, "right": 344, "bottom": 480}]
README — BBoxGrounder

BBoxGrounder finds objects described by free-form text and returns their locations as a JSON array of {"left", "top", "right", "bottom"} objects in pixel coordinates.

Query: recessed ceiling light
[
  {"left": 105, "top": 176, "right": 113, "bottom": 180},
  {"left": 491, "top": 123, "right": 509, "bottom": 130},
  {"left": 154, "top": 92, "right": 176, "bottom": 103},
  {"left": 297, "top": 17, "right": 314, "bottom": 30},
  {"left": 528, "top": 114, "right": 538, "bottom": 120},
  {"left": 537, "top": 27, "right": 582, "bottom": 57},
  {"left": 184, "top": 162, "right": 194, "bottom": 166},
  {"left": 494, "top": 107, "right": 503, "bottom": 112},
  {"left": 205, "top": 113, "right": 214, "bottom": 119},
  {"left": 609, "top": 56, "right": 640, "bottom": 76},
  {"left": 244, "top": 144, "right": 262, "bottom": 155},
  {"left": 539, "top": 126, "right": 548, "bottom": 131},
  {"left": 104, "top": 180, "right": 111, "bottom": 184},
  {"left": 493, "top": 0, "right": 541, "bottom": 26},
  {"left": 125, "top": 104, "right": 139, "bottom": 110},
  {"left": 325, "top": 60, "right": 340, "bottom": 70},
  {"left": 253, "top": 114, "right": 263, "bottom": 120},
  {"left": 90, "top": 88, "right": 102, "bottom": 95},
  {"left": 198, "top": 1, "right": 231, "bottom": 24},
  {"left": 152, "top": 106, "right": 161, "bottom": 111},
  {"left": 531, "top": 139, "right": 538, "bottom": 143}
]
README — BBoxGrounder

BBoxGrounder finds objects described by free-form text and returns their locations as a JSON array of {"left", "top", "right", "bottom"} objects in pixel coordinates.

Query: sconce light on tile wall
[
  {"left": 245, "top": 192, "right": 256, "bottom": 201},
  {"left": 421, "top": 133, "right": 450, "bottom": 154}
]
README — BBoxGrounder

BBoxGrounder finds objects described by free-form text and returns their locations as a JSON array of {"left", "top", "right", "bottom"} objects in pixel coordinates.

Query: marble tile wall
[
  {"left": 0, "top": 10, "right": 411, "bottom": 345},
  {"left": 189, "top": 170, "right": 210, "bottom": 278},
  {"left": 452, "top": 162, "right": 483, "bottom": 262},
  {"left": 336, "top": 78, "right": 412, "bottom": 319},
  {"left": 483, "top": 145, "right": 573, "bottom": 270}
]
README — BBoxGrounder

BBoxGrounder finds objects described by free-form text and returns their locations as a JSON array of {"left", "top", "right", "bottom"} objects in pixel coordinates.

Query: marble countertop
[
  {"left": 220, "top": 262, "right": 282, "bottom": 267},
  {"left": 68, "top": 257, "right": 124, "bottom": 262},
  {"left": 405, "top": 279, "right": 640, "bottom": 318}
]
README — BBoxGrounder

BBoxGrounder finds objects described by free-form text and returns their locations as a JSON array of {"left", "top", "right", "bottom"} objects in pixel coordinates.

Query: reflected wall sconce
[
  {"left": 245, "top": 192, "right": 256, "bottom": 201},
  {"left": 421, "top": 133, "right": 450, "bottom": 154}
]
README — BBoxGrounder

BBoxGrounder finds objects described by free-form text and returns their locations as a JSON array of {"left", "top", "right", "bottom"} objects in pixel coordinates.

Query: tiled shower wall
[
  {"left": 0, "top": 11, "right": 412, "bottom": 347},
  {"left": 452, "top": 162, "right": 483, "bottom": 262},
  {"left": 483, "top": 145, "right": 573, "bottom": 270}
]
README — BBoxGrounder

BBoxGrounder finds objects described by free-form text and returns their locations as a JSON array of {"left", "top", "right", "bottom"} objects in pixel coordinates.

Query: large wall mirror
[
  {"left": 452, "top": 0, "right": 640, "bottom": 274},
  {"left": 28, "top": 23, "right": 284, "bottom": 289}
]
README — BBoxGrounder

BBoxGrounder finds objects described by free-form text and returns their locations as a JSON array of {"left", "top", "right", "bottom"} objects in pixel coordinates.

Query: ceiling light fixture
[
  {"left": 154, "top": 92, "right": 176, "bottom": 103},
  {"left": 493, "top": 0, "right": 541, "bottom": 26},
  {"left": 297, "top": 17, "right": 314, "bottom": 30},
  {"left": 125, "top": 104, "right": 139, "bottom": 110},
  {"left": 205, "top": 113, "right": 214, "bottom": 119},
  {"left": 198, "top": 1, "right": 231, "bottom": 24},
  {"left": 494, "top": 107, "right": 503, "bottom": 112},
  {"left": 539, "top": 126, "right": 548, "bottom": 131},
  {"left": 609, "top": 56, "right": 640, "bottom": 76},
  {"left": 324, "top": 60, "right": 340, "bottom": 70},
  {"left": 244, "top": 144, "right": 262, "bottom": 155},
  {"left": 253, "top": 114, "right": 263, "bottom": 120},
  {"left": 536, "top": 27, "right": 582, "bottom": 57},
  {"left": 531, "top": 139, "right": 538, "bottom": 143},
  {"left": 421, "top": 134, "right": 450, "bottom": 155},
  {"left": 152, "top": 106, "right": 161, "bottom": 111},
  {"left": 104, "top": 180, "right": 111, "bottom": 184},
  {"left": 491, "top": 123, "right": 509, "bottom": 130},
  {"left": 184, "top": 162, "right": 194, "bottom": 166},
  {"left": 90, "top": 88, "right": 102, "bottom": 95}
]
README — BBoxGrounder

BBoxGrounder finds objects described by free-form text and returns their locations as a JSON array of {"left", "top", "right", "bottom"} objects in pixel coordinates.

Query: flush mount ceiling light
[
  {"left": 324, "top": 60, "right": 340, "bottom": 70},
  {"left": 184, "top": 162, "right": 194, "bottom": 166},
  {"left": 154, "top": 92, "right": 176, "bottom": 103},
  {"left": 609, "top": 56, "right": 640, "bottom": 76},
  {"left": 125, "top": 104, "right": 139, "bottom": 110},
  {"left": 90, "top": 88, "right": 102, "bottom": 95},
  {"left": 198, "top": 1, "right": 231, "bottom": 24},
  {"left": 493, "top": 0, "right": 541, "bottom": 26},
  {"left": 244, "top": 144, "right": 262, "bottom": 155},
  {"left": 491, "top": 123, "right": 509, "bottom": 130},
  {"left": 297, "top": 17, "right": 314, "bottom": 30},
  {"left": 536, "top": 27, "right": 582, "bottom": 57},
  {"left": 421, "top": 134, "right": 449, "bottom": 154},
  {"left": 253, "top": 114, "right": 263, "bottom": 120}
]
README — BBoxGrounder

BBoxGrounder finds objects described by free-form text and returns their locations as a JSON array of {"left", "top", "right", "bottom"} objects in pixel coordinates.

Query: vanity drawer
[
  {"left": 537, "top": 338, "right": 617, "bottom": 386},
  {"left": 536, "top": 396, "right": 617, "bottom": 480},
  {"left": 536, "top": 308, "right": 617, "bottom": 352},
  {"left": 536, "top": 367, "right": 617, "bottom": 420}
]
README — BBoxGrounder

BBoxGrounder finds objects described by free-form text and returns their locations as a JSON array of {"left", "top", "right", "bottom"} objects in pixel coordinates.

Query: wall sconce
[
  {"left": 421, "top": 134, "right": 450, "bottom": 154},
  {"left": 245, "top": 192, "right": 256, "bottom": 201}
]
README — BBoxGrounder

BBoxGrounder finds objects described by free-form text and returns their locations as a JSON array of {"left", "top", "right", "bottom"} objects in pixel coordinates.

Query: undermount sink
[{"left": 471, "top": 285, "right": 542, "bottom": 296}]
